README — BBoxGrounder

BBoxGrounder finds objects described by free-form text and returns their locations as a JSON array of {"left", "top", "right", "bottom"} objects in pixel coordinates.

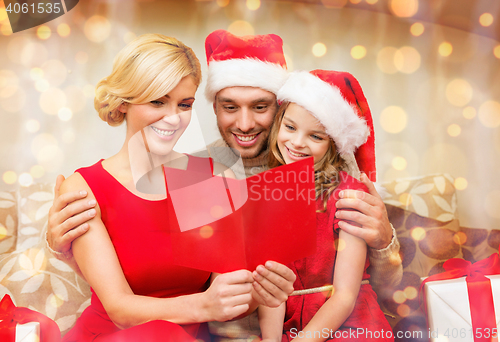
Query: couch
[{"left": 0, "top": 174, "right": 496, "bottom": 340}]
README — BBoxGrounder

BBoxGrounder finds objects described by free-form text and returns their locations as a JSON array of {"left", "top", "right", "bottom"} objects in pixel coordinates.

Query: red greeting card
[{"left": 165, "top": 158, "right": 317, "bottom": 274}]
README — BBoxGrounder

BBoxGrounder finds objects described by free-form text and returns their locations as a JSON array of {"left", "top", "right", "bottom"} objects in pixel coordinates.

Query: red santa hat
[
  {"left": 277, "top": 70, "right": 377, "bottom": 181},
  {"left": 204, "top": 29, "right": 289, "bottom": 102}
]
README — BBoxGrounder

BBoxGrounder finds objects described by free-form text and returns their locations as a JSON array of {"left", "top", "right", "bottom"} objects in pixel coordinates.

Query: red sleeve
[{"left": 330, "top": 171, "right": 369, "bottom": 232}]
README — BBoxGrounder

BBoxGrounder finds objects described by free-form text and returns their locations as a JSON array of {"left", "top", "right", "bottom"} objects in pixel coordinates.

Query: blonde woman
[{"left": 60, "top": 34, "right": 295, "bottom": 342}]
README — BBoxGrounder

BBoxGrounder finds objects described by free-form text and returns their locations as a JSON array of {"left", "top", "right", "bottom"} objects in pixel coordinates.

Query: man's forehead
[{"left": 216, "top": 86, "right": 277, "bottom": 103}]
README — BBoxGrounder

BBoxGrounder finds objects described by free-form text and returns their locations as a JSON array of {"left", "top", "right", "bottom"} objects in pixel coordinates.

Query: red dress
[
  {"left": 62, "top": 157, "right": 213, "bottom": 342},
  {"left": 282, "top": 172, "right": 393, "bottom": 342}
]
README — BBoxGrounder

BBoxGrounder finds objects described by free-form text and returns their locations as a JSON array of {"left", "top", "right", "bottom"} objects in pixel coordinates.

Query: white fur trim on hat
[
  {"left": 205, "top": 58, "right": 288, "bottom": 102},
  {"left": 277, "top": 71, "right": 369, "bottom": 155}
]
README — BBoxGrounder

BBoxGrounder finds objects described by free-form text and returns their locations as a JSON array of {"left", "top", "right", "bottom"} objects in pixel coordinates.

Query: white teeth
[
  {"left": 235, "top": 134, "right": 257, "bottom": 142},
  {"left": 152, "top": 126, "right": 175, "bottom": 136},
  {"left": 288, "top": 148, "right": 308, "bottom": 157}
]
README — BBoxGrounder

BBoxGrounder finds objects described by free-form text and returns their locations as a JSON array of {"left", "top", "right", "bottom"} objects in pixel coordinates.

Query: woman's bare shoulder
[{"left": 59, "top": 172, "right": 95, "bottom": 199}]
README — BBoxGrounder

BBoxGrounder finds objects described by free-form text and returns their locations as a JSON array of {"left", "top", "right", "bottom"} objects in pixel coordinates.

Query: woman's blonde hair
[
  {"left": 94, "top": 34, "right": 202, "bottom": 126},
  {"left": 268, "top": 101, "right": 346, "bottom": 212}
]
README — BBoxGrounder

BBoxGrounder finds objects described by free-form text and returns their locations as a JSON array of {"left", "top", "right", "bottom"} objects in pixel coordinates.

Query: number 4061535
[{"left": 6, "top": 2, "right": 61, "bottom": 14}]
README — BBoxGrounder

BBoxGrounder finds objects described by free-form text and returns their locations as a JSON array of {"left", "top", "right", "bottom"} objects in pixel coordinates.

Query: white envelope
[
  {"left": 424, "top": 275, "right": 500, "bottom": 342},
  {"left": 15, "top": 322, "right": 40, "bottom": 342}
]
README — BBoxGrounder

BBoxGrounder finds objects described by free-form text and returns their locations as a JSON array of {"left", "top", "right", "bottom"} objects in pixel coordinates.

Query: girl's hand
[
  {"left": 252, "top": 261, "right": 296, "bottom": 308},
  {"left": 47, "top": 175, "right": 96, "bottom": 258},
  {"left": 201, "top": 270, "right": 254, "bottom": 322},
  {"left": 334, "top": 173, "right": 392, "bottom": 250}
]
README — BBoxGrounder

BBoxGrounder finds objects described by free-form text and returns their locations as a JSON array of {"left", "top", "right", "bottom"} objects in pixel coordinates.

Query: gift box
[
  {"left": 14, "top": 322, "right": 40, "bottom": 342},
  {"left": 421, "top": 254, "right": 500, "bottom": 342},
  {"left": 0, "top": 294, "right": 60, "bottom": 342}
]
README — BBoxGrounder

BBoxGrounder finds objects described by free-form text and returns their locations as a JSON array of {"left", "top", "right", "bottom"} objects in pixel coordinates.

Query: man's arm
[
  {"left": 46, "top": 175, "right": 96, "bottom": 278},
  {"left": 334, "top": 173, "right": 403, "bottom": 287}
]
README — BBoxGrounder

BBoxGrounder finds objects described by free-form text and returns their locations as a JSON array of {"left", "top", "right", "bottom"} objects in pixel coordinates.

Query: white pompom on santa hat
[
  {"left": 204, "top": 29, "right": 289, "bottom": 102},
  {"left": 277, "top": 70, "right": 377, "bottom": 182}
]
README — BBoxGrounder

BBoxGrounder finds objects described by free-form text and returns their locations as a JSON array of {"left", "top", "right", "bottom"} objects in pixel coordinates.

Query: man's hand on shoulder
[{"left": 334, "top": 173, "right": 392, "bottom": 250}]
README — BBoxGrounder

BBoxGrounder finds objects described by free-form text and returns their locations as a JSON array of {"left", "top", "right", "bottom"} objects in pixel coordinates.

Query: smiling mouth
[
  {"left": 286, "top": 146, "right": 309, "bottom": 157},
  {"left": 233, "top": 133, "right": 259, "bottom": 142},
  {"left": 151, "top": 126, "right": 175, "bottom": 136}
]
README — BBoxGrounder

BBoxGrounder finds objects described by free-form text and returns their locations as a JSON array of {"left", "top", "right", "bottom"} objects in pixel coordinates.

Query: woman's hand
[
  {"left": 334, "top": 173, "right": 392, "bottom": 250},
  {"left": 47, "top": 175, "right": 96, "bottom": 257},
  {"left": 252, "top": 261, "right": 296, "bottom": 308},
  {"left": 201, "top": 270, "right": 254, "bottom": 322}
]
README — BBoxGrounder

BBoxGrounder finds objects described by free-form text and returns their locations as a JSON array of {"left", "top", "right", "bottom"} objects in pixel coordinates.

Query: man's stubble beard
[{"left": 217, "top": 124, "right": 270, "bottom": 161}]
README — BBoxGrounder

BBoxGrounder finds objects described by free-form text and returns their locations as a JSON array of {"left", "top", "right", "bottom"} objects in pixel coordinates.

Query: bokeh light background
[{"left": 0, "top": 0, "right": 499, "bottom": 230}]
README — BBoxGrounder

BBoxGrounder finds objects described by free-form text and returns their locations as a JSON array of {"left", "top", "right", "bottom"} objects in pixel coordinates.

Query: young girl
[{"left": 259, "top": 70, "right": 394, "bottom": 342}]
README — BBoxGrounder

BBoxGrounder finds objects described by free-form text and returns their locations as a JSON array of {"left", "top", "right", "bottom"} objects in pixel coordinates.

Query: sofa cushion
[
  {"left": 16, "top": 183, "right": 54, "bottom": 251},
  {"left": 0, "top": 240, "right": 91, "bottom": 334},
  {"left": 382, "top": 174, "right": 457, "bottom": 222},
  {"left": 0, "top": 190, "right": 18, "bottom": 255}
]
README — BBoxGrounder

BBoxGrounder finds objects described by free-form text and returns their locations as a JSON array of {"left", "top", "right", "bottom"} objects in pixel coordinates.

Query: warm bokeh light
[
  {"left": 478, "top": 101, "right": 500, "bottom": 128},
  {"left": 75, "top": 51, "right": 89, "bottom": 64},
  {"left": 83, "top": 84, "right": 95, "bottom": 98},
  {"left": 123, "top": 32, "right": 136, "bottom": 44},
  {"left": 228, "top": 20, "right": 254, "bottom": 36},
  {"left": 246, "top": 0, "right": 260, "bottom": 11},
  {"left": 377, "top": 47, "right": 398, "bottom": 74},
  {"left": 494, "top": 45, "right": 500, "bottom": 59},
  {"left": 0, "top": 226, "right": 7, "bottom": 240},
  {"left": 62, "top": 130, "right": 76, "bottom": 144},
  {"left": 1, "top": 23, "right": 12, "bottom": 36},
  {"left": 35, "top": 80, "right": 49, "bottom": 92},
  {"left": 399, "top": 193, "right": 412, "bottom": 206},
  {"left": 199, "top": 225, "right": 214, "bottom": 239},
  {"left": 36, "top": 26, "right": 51, "bottom": 40},
  {"left": 421, "top": 143, "right": 468, "bottom": 177},
  {"left": 18, "top": 173, "right": 33, "bottom": 187},
  {"left": 350, "top": 45, "right": 366, "bottom": 59},
  {"left": 366, "top": 0, "right": 378, "bottom": 4},
  {"left": 312, "top": 42, "right": 327, "bottom": 57},
  {"left": 40, "top": 88, "right": 66, "bottom": 115},
  {"left": 29, "top": 68, "right": 44, "bottom": 81},
  {"left": 84, "top": 16, "right": 111, "bottom": 43},
  {"left": 380, "top": 106, "right": 407, "bottom": 133},
  {"left": 335, "top": 238, "right": 346, "bottom": 252},
  {"left": 485, "top": 191, "right": 500, "bottom": 219},
  {"left": 321, "top": 0, "right": 348, "bottom": 8},
  {"left": 446, "top": 79, "right": 473, "bottom": 107},
  {"left": 392, "top": 156, "right": 407, "bottom": 170},
  {"left": 397, "top": 304, "right": 411, "bottom": 317},
  {"left": 463, "top": 106, "right": 476, "bottom": 119},
  {"left": 454, "top": 177, "right": 468, "bottom": 190},
  {"left": 216, "top": 0, "right": 230, "bottom": 7},
  {"left": 447, "top": 124, "right": 461, "bottom": 137},
  {"left": 42, "top": 59, "right": 67, "bottom": 87},
  {"left": 479, "top": 13, "right": 494, "bottom": 27},
  {"left": 404, "top": 286, "right": 418, "bottom": 300},
  {"left": 389, "top": 0, "right": 418, "bottom": 18},
  {"left": 57, "top": 23, "right": 71, "bottom": 37},
  {"left": 8, "top": 37, "right": 48, "bottom": 67},
  {"left": 411, "top": 227, "right": 426, "bottom": 241},
  {"left": 3, "top": 171, "right": 17, "bottom": 185},
  {"left": 439, "top": 42, "right": 453, "bottom": 57},
  {"left": 0, "top": 69, "right": 18, "bottom": 98},
  {"left": 49, "top": 294, "right": 64, "bottom": 308},
  {"left": 410, "top": 22, "right": 424, "bottom": 36},
  {"left": 26, "top": 119, "right": 40, "bottom": 133},
  {"left": 58, "top": 108, "right": 73, "bottom": 121},
  {"left": 393, "top": 290, "right": 406, "bottom": 304},
  {"left": 30, "top": 165, "right": 45, "bottom": 179},
  {"left": 210, "top": 205, "right": 224, "bottom": 218},
  {"left": 394, "top": 46, "right": 421, "bottom": 74},
  {"left": 1, "top": 88, "right": 26, "bottom": 113},
  {"left": 349, "top": 0, "right": 362, "bottom": 3},
  {"left": 453, "top": 232, "right": 467, "bottom": 245}
]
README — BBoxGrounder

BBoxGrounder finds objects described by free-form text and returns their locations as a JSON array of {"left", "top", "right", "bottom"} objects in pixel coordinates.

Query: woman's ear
[{"left": 118, "top": 102, "right": 128, "bottom": 113}]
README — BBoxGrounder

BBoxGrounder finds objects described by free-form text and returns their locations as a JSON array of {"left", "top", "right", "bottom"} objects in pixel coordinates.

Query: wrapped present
[
  {"left": 421, "top": 253, "right": 500, "bottom": 342},
  {"left": 0, "top": 294, "right": 61, "bottom": 342},
  {"left": 15, "top": 322, "right": 39, "bottom": 342}
]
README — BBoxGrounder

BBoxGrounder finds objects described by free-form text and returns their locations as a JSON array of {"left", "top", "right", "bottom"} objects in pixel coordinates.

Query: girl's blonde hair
[
  {"left": 94, "top": 34, "right": 202, "bottom": 126},
  {"left": 268, "top": 101, "right": 346, "bottom": 212}
]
